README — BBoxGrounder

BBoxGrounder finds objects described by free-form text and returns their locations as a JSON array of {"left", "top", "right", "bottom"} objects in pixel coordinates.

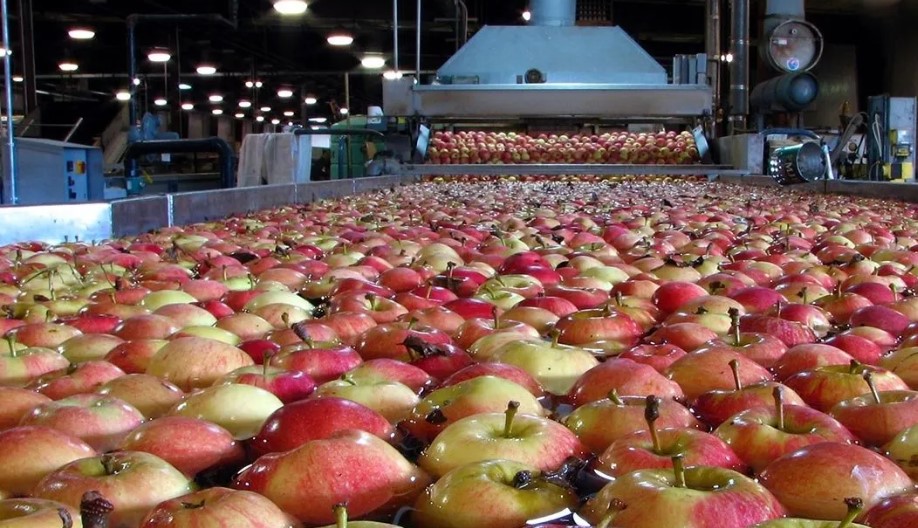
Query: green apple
[
  {"left": 490, "top": 338, "right": 599, "bottom": 395},
  {"left": 140, "top": 290, "right": 198, "bottom": 312},
  {"left": 314, "top": 378, "right": 418, "bottom": 423},
  {"left": 243, "top": 291, "right": 314, "bottom": 313},
  {"left": 169, "top": 384, "right": 282, "bottom": 440},
  {"left": 752, "top": 498, "right": 868, "bottom": 527}
]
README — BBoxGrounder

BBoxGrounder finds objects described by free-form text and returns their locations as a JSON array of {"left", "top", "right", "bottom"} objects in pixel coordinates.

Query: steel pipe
[
  {"left": 705, "top": 0, "right": 721, "bottom": 119},
  {"left": 2, "top": 0, "right": 17, "bottom": 204},
  {"left": 416, "top": 0, "right": 421, "bottom": 80},
  {"left": 729, "top": 0, "right": 750, "bottom": 132},
  {"left": 393, "top": 0, "right": 399, "bottom": 72}
]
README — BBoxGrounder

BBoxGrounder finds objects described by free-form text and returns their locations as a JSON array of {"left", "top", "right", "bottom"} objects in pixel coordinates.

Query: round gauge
[{"left": 764, "top": 20, "right": 824, "bottom": 73}]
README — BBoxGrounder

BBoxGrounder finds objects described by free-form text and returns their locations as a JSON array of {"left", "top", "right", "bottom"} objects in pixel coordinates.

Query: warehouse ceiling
[{"left": 18, "top": 0, "right": 873, "bottom": 121}]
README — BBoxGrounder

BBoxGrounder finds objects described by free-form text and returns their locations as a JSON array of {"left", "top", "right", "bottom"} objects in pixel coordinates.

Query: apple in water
[
  {"left": 0, "top": 387, "right": 51, "bottom": 429},
  {"left": 412, "top": 459, "right": 578, "bottom": 528},
  {"left": 344, "top": 358, "right": 434, "bottom": 394},
  {"left": 95, "top": 374, "right": 185, "bottom": 419},
  {"left": 269, "top": 342, "right": 363, "bottom": 384},
  {"left": 250, "top": 397, "right": 395, "bottom": 457},
  {"left": 419, "top": 401, "right": 589, "bottom": 478},
  {"left": 566, "top": 357, "right": 684, "bottom": 406},
  {"left": 34, "top": 451, "right": 194, "bottom": 528},
  {"left": 0, "top": 498, "right": 82, "bottom": 528},
  {"left": 0, "top": 426, "right": 96, "bottom": 497},
  {"left": 665, "top": 349, "right": 773, "bottom": 401},
  {"left": 57, "top": 334, "right": 124, "bottom": 364},
  {"left": 759, "top": 442, "right": 913, "bottom": 520},
  {"left": 20, "top": 393, "right": 145, "bottom": 452},
  {"left": 860, "top": 493, "right": 918, "bottom": 528},
  {"left": 314, "top": 377, "right": 419, "bottom": 423},
  {"left": 118, "top": 416, "right": 245, "bottom": 478},
  {"left": 490, "top": 337, "right": 600, "bottom": 396},
  {"left": 581, "top": 455, "right": 785, "bottom": 528},
  {"left": 168, "top": 383, "right": 282, "bottom": 440},
  {"left": 0, "top": 346, "right": 71, "bottom": 387},
  {"left": 216, "top": 359, "right": 316, "bottom": 404},
  {"left": 883, "top": 423, "right": 918, "bottom": 479},
  {"left": 140, "top": 487, "right": 298, "bottom": 528},
  {"left": 439, "top": 362, "right": 543, "bottom": 396},
  {"left": 751, "top": 498, "right": 869, "bottom": 527},
  {"left": 830, "top": 372, "right": 918, "bottom": 447},
  {"left": 403, "top": 376, "right": 545, "bottom": 442},
  {"left": 693, "top": 359, "right": 806, "bottom": 427},
  {"left": 234, "top": 429, "right": 430, "bottom": 525},
  {"left": 785, "top": 360, "right": 909, "bottom": 412},
  {"left": 29, "top": 360, "right": 127, "bottom": 400},
  {"left": 146, "top": 337, "right": 254, "bottom": 391},
  {"left": 104, "top": 339, "right": 168, "bottom": 374},
  {"left": 715, "top": 387, "right": 857, "bottom": 473}
]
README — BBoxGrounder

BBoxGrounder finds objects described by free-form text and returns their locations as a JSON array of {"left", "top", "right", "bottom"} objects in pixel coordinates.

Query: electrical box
[
  {"left": 867, "top": 95, "right": 916, "bottom": 182},
  {"left": 3, "top": 138, "right": 105, "bottom": 205}
]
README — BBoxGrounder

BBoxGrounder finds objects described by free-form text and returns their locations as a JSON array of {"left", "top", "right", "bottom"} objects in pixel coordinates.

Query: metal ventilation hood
[{"left": 383, "top": 0, "right": 712, "bottom": 121}]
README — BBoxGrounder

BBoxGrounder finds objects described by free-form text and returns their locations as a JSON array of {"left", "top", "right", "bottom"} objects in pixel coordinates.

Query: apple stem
[
  {"left": 608, "top": 389, "right": 624, "bottom": 405},
  {"left": 263, "top": 351, "right": 274, "bottom": 377},
  {"left": 671, "top": 454, "right": 687, "bottom": 488},
  {"left": 407, "top": 317, "right": 417, "bottom": 330},
  {"left": 504, "top": 400, "right": 520, "bottom": 438},
  {"left": 890, "top": 283, "right": 899, "bottom": 302},
  {"left": 863, "top": 372, "right": 882, "bottom": 405},
  {"left": 57, "top": 508, "right": 73, "bottom": 528},
  {"left": 221, "top": 266, "right": 228, "bottom": 281},
  {"left": 774, "top": 386, "right": 785, "bottom": 431},
  {"left": 366, "top": 293, "right": 377, "bottom": 310},
  {"left": 281, "top": 312, "right": 291, "bottom": 328},
  {"left": 615, "top": 290, "right": 624, "bottom": 307},
  {"left": 849, "top": 359, "right": 863, "bottom": 375},
  {"left": 838, "top": 498, "right": 863, "bottom": 528},
  {"left": 333, "top": 503, "right": 348, "bottom": 528},
  {"left": 492, "top": 305, "right": 500, "bottom": 328},
  {"left": 774, "top": 301, "right": 783, "bottom": 318},
  {"left": 645, "top": 395, "right": 662, "bottom": 454},
  {"left": 800, "top": 286, "right": 809, "bottom": 305},
  {"left": 549, "top": 329, "right": 561, "bottom": 347},
  {"left": 729, "top": 359, "right": 743, "bottom": 391},
  {"left": 596, "top": 499, "right": 627, "bottom": 528}
]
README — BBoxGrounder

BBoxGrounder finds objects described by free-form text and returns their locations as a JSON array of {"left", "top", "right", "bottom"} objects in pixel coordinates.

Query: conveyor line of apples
[{"left": 0, "top": 177, "right": 918, "bottom": 528}]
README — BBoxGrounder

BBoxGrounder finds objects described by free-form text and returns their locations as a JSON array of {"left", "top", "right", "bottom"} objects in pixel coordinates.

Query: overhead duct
[{"left": 529, "top": 0, "right": 576, "bottom": 27}]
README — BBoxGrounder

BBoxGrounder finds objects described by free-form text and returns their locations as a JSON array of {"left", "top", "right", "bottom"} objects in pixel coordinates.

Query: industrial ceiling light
[
  {"left": 178, "top": 83, "right": 192, "bottom": 90},
  {"left": 260, "top": 106, "right": 272, "bottom": 112},
  {"left": 68, "top": 28, "right": 95, "bottom": 40},
  {"left": 239, "top": 100, "right": 252, "bottom": 108},
  {"left": 304, "top": 96, "right": 317, "bottom": 105},
  {"left": 383, "top": 70, "right": 403, "bottom": 80},
  {"left": 273, "top": 0, "right": 308, "bottom": 15},
  {"left": 256, "top": 115, "right": 265, "bottom": 122},
  {"left": 271, "top": 118, "right": 281, "bottom": 125},
  {"left": 245, "top": 80, "right": 254, "bottom": 88},
  {"left": 181, "top": 103, "right": 194, "bottom": 110},
  {"left": 147, "top": 48, "right": 171, "bottom": 63},
  {"left": 58, "top": 61, "right": 79, "bottom": 72},
  {"left": 209, "top": 94, "right": 224, "bottom": 103},
  {"left": 212, "top": 108, "right": 224, "bottom": 115},
  {"left": 12, "top": 75, "right": 22, "bottom": 83},
  {"left": 361, "top": 55, "right": 386, "bottom": 69},
  {"left": 339, "top": 107, "right": 349, "bottom": 115},
  {"left": 309, "top": 117, "right": 327, "bottom": 123},
  {"left": 327, "top": 32, "right": 354, "bottom": 46},
  {"left": 154, "top": 98, "right": 168, "bottom": 107},
  {"left": 115, "top": 91, "right": 131, "bottom": 101},
  {"left": 522, "top": 10, "right": 532, "bottom": 21},
  {"left": 0, "top": 48, "right": 11, "bottom": 57},
  {"left": 277, "top": 87, "right": 294, "bottom": 98},
  {"left": 283, "top": 111, "right": 295, "bottom": 117},
  {"left": 235, "top": 113, "right": 245, "bottom": 119},
  {"left": 196, "top": 64, "right": 217, "bottom": 75}
]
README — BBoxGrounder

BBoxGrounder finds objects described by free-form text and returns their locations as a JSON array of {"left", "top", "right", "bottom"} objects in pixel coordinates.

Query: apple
[
  {"left": 581, "top": 455, "right": 785, "bottom": 528},
  {"left": 618, "top": 343, "right": 687, "bottom": 373},
  {"left": 411, "top": 459, "right": 578, "bottom": 528},
  {"left": 0, "top": 426, "right": 96, "bottom": 497},
  {"left": 830, "top": 371, "right": 918, "bottom": 446},
  {"left": 10, "top": 323, "right": 82, "bottom": 349},
  {"left": 554, "top": 306, "right": 643, "bottom": 355},
  {"left": 0, "top": 346, "right": 71, "bottom": 387},
  {"left": 646, "top": 322, "right": 719, "bottom": 352},
  {"left": 216, "top": 360, "right": 316, "bottom": 404},
  {"left": 880, "top": 347, "right": 918, "bottom": 390},
  {"left": 29, "top": 361, "right": 126, "bottom": 400},
  {"left": 103, "top": 339, "right": 168, "bottom": 374},
  {"left": 0, "top": 498, "right": 82, "bottom": 528},
  {"left": 693, "top": 359, "right": 806, "bottom": 427},
  {"left": 861, "top": 493, "right": 918, "bottom": 528},
  {"left": 270, "top": 343, "right": 362, "bottom": 384},
  {"left": 250, "top": 397, "right": 395, "bottom": 457},
  {"left": 0, "top": 387, "right": 51, "bottom": 429},
  {"left": 751, "top": 498, "right": 869, "bottom": 527},
  {"left": 20, "top": 394, "right": 145, "bottom": 452},
  {"left": 234, "top": 429, "right": 430, "bottom": 525},
  {"left": 566, "top": 357, "right": 684, "bottom": 406},
  {"left": 119, "top": 416, "right": 245, "bottom": 478},
  {"left": 883, "top": 424, "right": 918, "bottom": 479},
  {"left": 490, "top": 337, "right": 600, "bottom": 396},
  {"left": 665, "top": 349, "right": 773, "bottom": 401},
  {"left": 774, "top": 344, "right": 857, "bottom": 381},
  {"left": 784, "top": 360, "right": 909, "bottom": 412},
  {"left": 146, "top": 337, "right": 254, "bottom": 391},
  {"left": 439, "top": 363, "right": 543, "bottom": 396},
  {"left": 95, "top": 374, "right": 185, "bottom": 419},
  {"left": 113, "top": 315, "right": 179, "bottom": 341},
  {"left": 314, "top": 377, "right": 419, "bottom": 423},
  {"left": 33, "top": 451, "right": 194, "bottom": 528},
  {"left": 57, "top": 334, "right": 124, "bottom": 364},
  {"left": 139, "top": 487, "right": 298, "bottom": 528},
  {"left": 168, "top": 383, "right": 282, "bottom": 440},
  {"left": 759, "top": 443, "right": 913, "bottom": 520},
  {"left": 419, "top": 401, "right": 589, "bottom": 478},
  {"left": 343, "top": 359, "right": 433, "bottom": 393}
]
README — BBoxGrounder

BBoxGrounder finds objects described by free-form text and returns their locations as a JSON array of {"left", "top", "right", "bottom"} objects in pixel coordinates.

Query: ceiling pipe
[
  {"left": 529, "top": 0, "right": 576, "bottom": 27},
  {"left": 729, "top": 0, "right": 749, "bottom": 133}
]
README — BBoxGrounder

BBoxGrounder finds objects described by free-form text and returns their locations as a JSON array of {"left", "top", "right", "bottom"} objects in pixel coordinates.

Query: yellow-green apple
[
  {"left": 0, "top": 387, "right": 51, "bottom": 429},
  {"left": 759, "top": 443, "right": 913, "bottom": 520},
  {"left": 20, "top": 394, "right": 145, "bottom": 452},
  {"left": 566, "top": 357, "right": 684, "bottom": 406},
  {"left": 252, "top": 303, "right": 312, "bottom": 330},
  {"left": 118, "top": 417, "right": 244, "bottom": 478},
  {"left": 419, "top": 402, "right": 589, "bottom": 478},
  {"left": 316, "top": 503, "right": 399, "bottom": 528},
  {"left": 693, "top": 359, "right": 806, "bottom": 427},
  {"left": 139, "top": 487, "right": 297, "bottom": 528},
  {"left": 113, "top": 315, "right": 179, "bottom": 341},
  {"left": 880, "top": 347, "right": 918, "bottom": 389},
  {"left": 140, "top": 290, "right": 198, "bottom": 312},
  {"left": 103, "top": 339, "right": 168, "bottom": 374},
  {"left": 146, "top": 337, "right": 254, "bottom": 391},
  {"left": 169, "top": 326, "right": 241, "bottom": 346},
  {"left": 554, "top": 306, "right": 643, "bottom": 355},
  {"left": 314, "top": 376, "right": 418, "bottom": 423},
  {"left": 785, "top": 361, "right": 909, "bottom": 412},
  {"left": 752, "top": 497, "right": 869, "bottom": 527},
  {"left": 518, "top": 296, "right": 579, "bottom": 318},
  {"left": 214, "top": 313, "right": 274, "bottom": 342},
  {"left": 269, "top": 343, "right": 362, "bottom": 384},
  {"left": 861, "top": 492, "right": 918, "bottom": 528},
  {"left": 250, "top": 397, "right": 395, "bottom": 457},
  {"left": 403, "top": 376, "right": 545, "bottom": 442},
  {"left": 10, "top": 323, "right": 82, "bottom": 349},
  {"left": 884, "top": 424, "right": 918, "bottom": 479},
  {"left": 216, "top": 359, "right": 316, "bottom": 404},
  {"left": 57, "top": 334, "right": 124, "bottom": 364},
  {"left": 29, "top": 361, "right": 126, "bottom": 400},
  {"left": 453, "top": 312, "right": 539, "bottom": 351},
  {"left": 0, "top": 498, "right": 82, "bottom": 528},
  {"left": 665, "top": 349, "right": 773, "bottom": 401},
  {"left": 490, "top": 337, "right": 599, "bottom": 396},
  {"left": 830, "top": 372, "right": 918, "bottom": 446},
  {"left": 440, "top": 363, "right": 543, "bottom": 396},
  {"left": 580, "top": 456, "right": 785, "bottom": 528},
  {"left": 234, "top": 429, "right": 429, "bottom": 525},
  {"left": 774, "top": 344, "right": 856, "bottom": 381},
  {"left": 618, "top": 343, "right": 687, "bottom": 373},
  {"left": 501, "top": 306, "right": 559, "bottom": 335},
  {"left": 0, "top": 426, "right": 96, "bottom": 496},
  {"left": 33, "top": 451, "right": 194, "bottom": 528},
  {"left": 563, "top": 390, "right": 700, "bottom": 453},
  {"left": 95, "top": 374, "right": 185, "bottom": 419},
  {"left": 594, "top": 396, "right": 746, "bottom": 479},
  {"left": 168, "top": 384, "right": 282, "bottom": 440},
  {"left": 152, "top": 304, "right": 218, "bottom": 329},
  {"left": 0, "top": 346, "right": 70, "bottom": 387},
  {"left": 180, "top": 279, "right": 229, "bottom": 302},
  {"left": 342, "top": 359, "right": 434, "bottom": 394},
  {"left": 411, "top": 459, "right": 578, "bottom": 528}
]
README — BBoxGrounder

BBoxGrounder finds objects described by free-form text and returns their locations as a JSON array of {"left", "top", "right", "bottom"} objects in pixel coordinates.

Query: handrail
[{"left": 62, "top": 118, "right": 84, "bottom": 142}]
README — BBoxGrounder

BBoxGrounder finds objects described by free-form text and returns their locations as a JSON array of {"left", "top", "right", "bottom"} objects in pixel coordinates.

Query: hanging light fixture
[
  {"left": 309, "top": 117, "right": 327, "bottom": 123},
  {"left": 339, "top": 107, "right": 349, "bottom": 115},
  {"left": 196, "top": 63, "right": 217, "bottom": 75},
  {"left": 178, "top": 83, "right": 192, "bottom": 90},
  {"left": 58, "top": 61, "right": 79, "bottom": 72},
  {"left": 256, "top": 116, "right": 265, "bottom": 122},
  {"left": 260, "top": 106, "right": 272, "bottom": 112},
  {"left": 147, "top": 48, "right": 171, "bottom": 63},
  {"left": 68, "top": 28, "right": 95, "bottom": 40},
  {"left": 273, "top": 0, "right": 308, "bottom": 15},
  {"left": 12, "top": 75, "right": 23, "bottom": 83},
  {"left": 383, "top": 70, "right": 403, "bottom": 80},
  {"left": 116, "top": 91, "right": 132, "bottom": 101},
  {"left": 239, "top": 100, "right": 252, "bottom": 109},
  {"left": 283, "top": 111, "right": 295, "bottom": 117},
  {"left": 304, "top": 96, "right": 317, "bottom": 105},
  {"left": 209, "top": 94, "right": 224, "bottom": 103},
  {"left": 277, "top": 87, "right": 294, "bottom": 98},
  {"left": 212, "top": 109, "right": 224, "bottom": 116},
  {"left": 327, "top": 32, "right": 354, "bottom": 46},
  {"left": 361, "top": 55, "right": 386, "bottom": 69},
  {"left": 181, "top": 103, "right": 194, "bottom": 110},
  {"left": 271, "top": 118, "right": 281, "bottom": 125},
  {"left": 235, "top": 113, "right": 245, "bottom": 119}
]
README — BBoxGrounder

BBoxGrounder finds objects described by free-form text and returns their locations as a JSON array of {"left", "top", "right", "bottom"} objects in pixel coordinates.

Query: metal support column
[
  {"left": 17, "top": 0, "right": 35, "bottom": 115},
  {"left": 729, "top": 0, "right": 749, "bottom": 133},
  {"left": 415, "top": 0, "right": 422, "bottom": 80},
  {"left": 2, "top": 0, "right": 17, "bottom": 204},
  {"left": 705, "top": 0, "right": 721, "bottom": 132},
  {"left": 393, "top": 0, "right": 399, "bottom": 72}
]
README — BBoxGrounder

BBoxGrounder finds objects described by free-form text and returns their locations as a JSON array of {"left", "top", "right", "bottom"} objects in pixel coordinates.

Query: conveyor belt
[{"left": 402, "top": 164, "right": 747, "bottom": 177}]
